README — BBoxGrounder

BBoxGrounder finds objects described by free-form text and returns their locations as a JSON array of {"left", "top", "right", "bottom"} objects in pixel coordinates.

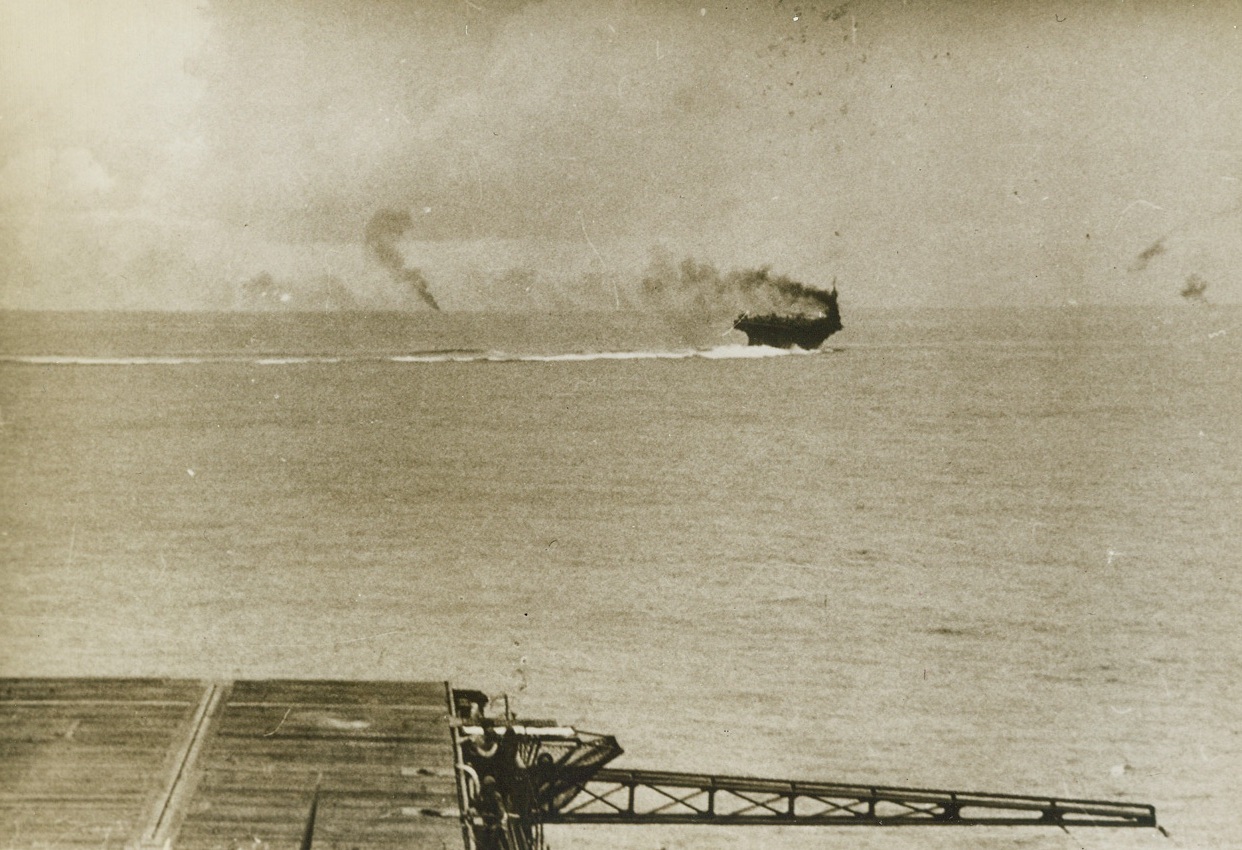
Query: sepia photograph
[{"left": 1, "top": 1, "right": 1239, "bottom": 848}]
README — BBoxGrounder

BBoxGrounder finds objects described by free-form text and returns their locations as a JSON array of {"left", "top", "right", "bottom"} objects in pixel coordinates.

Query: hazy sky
[{"left": 1, "top": 0, "right": 1239, "bottom": 309}]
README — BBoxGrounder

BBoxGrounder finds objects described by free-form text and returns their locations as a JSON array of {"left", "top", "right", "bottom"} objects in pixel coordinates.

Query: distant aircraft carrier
[{"left": 733, "top": 286, "right": 843, "bottom": 349}]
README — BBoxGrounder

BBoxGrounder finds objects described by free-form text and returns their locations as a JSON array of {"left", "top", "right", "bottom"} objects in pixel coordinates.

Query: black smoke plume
[
  {"left": 364, "top": 209, "right": 439, "bottom": 310},
  {"left": 640, "top": 255, "right": 836, "bottom": 317},
  {"left": 1129, "top": 237, "right": 1167, "bottom": 272},
  {"left": 1181, "top": 273, "right": 1208, "bottom": 301}
]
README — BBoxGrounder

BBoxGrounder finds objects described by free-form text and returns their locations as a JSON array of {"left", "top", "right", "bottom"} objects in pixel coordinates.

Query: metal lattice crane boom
[
  {"left": 548, "top": 767, "right": 1156, "bottom": 828},
  {"left": 449, "top": 690, "right": 1158, "bottom": 850}
]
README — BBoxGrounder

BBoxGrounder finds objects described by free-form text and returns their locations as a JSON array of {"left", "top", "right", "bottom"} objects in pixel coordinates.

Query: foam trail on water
[
  {"left": 696, "top": 344, "right": 812, "bottom": 359},
  {"left": 255, "top": 357, "right": 343, "bottom": 365},
  {"left": 2, "top": 345, "right": 827, "bottom": 367},
  {"left": 1, "top": 355, "right": 216, "bottom": 366},
  {"left": 493, "top": 349, "right": 697, "bottom": 362},
  {"left": 409, "top": 344, "right": 816, "bottom": 363}
]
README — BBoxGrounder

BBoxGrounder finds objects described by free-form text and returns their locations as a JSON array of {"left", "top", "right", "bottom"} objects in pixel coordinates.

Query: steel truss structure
[{"left": 546, "top": 768, "right": 1157, "bottom": 828}]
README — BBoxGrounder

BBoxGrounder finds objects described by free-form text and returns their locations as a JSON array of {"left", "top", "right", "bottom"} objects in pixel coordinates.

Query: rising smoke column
[
  {"left": 641, "top": 255, "right": 836, "bottom": 315},
  {"left": 364, "top": 209, "right": 439, "bottom": 310}
]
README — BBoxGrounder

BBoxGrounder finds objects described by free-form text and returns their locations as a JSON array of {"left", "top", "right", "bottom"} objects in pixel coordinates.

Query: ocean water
[{"left": 1, "top": 307, "right": 1239, "bottom": 850}]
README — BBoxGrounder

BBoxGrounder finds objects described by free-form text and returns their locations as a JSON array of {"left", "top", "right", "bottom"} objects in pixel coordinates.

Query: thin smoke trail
[{"left": 364, "top": 209, "right": 439, "bottom": 310}]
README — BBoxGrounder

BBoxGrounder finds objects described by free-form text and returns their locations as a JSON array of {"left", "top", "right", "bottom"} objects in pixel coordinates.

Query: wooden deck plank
[
  {"left": 1, "top": 771, "right": 163, "bottom": 797},
  {"left": 207, "top": 737, "right": 452, "bottom": 759},
  {"left": 0, "top": 679, "right": 204, "bottom": 704},
  {"left": 175, "top": 822, "right": 461, "bottom": 850},
  {"left": 0, "top": 714, "right": 192, "bottom": 746},
  {"left": 197, "top": 770, "right": 456, "bottom": 796},
  {"left": 226, "top": 680, "right": 447, "bottom": 706},
  {"left": 168, "top": 795, "right": 458, "bottom": 825},
  {"left": 0, "top": 803, "right": 141, "bottom": 850},
  {"left": 214, "top": 704, "right": 447, "bottom": 739}
]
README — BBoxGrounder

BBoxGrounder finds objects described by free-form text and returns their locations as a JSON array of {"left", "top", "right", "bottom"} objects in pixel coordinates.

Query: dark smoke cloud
[
  {"left": 640, "top": 254, "right": 837, "bottom": 317},
  {"left": 1181, "top": 273, "right": 1208, "bottom": 301},
  {"left": 1130, "top": 237, "right": 1167, "bottom": 272},
  {"left": 364, "top": 209, "right": 440, "bottom": 310}
]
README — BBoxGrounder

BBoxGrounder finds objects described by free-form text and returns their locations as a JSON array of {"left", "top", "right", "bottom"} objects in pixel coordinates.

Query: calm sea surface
[{"left": 1, "top": 307, "right": 1239, "bottom": 850}]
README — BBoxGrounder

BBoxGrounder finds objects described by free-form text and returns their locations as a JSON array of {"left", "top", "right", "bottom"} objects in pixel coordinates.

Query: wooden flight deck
[{"left": 0, "top": 679, "right": 466, "bottom": 850}]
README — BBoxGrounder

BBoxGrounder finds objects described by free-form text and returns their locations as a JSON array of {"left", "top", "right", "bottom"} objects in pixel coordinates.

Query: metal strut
[{"left": 545, "top": 768, "right": 1157, "bottom": 829}]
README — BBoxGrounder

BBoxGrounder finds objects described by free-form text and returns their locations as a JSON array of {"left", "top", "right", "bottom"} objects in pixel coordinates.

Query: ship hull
[
  {"left": 732, "top": 283, "right": 843, "bottom": 349},
  {"left": 733, "top": 313, "right": 842, "bottom": 349}
]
